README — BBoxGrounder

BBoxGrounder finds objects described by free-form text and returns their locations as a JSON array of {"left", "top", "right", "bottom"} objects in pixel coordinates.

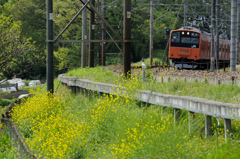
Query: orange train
[{"left": 168, "top": 27, "right": 240, "bottom": 68}]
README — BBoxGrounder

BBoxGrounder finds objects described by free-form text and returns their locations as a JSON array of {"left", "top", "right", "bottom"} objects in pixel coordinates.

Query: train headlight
[
  {"left": 187, "top": 32, "right": 190, "bottom": 35},
  {"left": 182, "top": 32, "right": 184, "bottom": 35}
]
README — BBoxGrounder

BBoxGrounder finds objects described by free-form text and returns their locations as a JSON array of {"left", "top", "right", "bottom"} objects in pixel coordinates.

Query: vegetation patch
[
  {"left": 67, "top": 67, "right": 240, "bottom": 104},
  {"left": 0, "top": 126, "right": 19, "bottom": 158},
  {"left": 11, "top": 72, "right": 240, "bottom": 158}
]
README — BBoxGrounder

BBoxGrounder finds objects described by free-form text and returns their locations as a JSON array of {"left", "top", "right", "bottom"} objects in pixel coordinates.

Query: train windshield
[{"left": 171, "top": 31, "right": 200, "bottom": 48}]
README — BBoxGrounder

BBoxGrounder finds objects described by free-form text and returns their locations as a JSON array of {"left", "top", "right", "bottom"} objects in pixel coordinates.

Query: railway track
[{"left": 106, "top": 65, "right": 240, "bottom": 80}]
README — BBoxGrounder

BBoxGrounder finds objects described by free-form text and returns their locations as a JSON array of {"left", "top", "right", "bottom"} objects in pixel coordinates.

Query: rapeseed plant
[{"left": 10, "top": 67, "right": 240, "bottom": 158}]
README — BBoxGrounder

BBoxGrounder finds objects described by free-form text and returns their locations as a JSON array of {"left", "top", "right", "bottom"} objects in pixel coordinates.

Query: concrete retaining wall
[
  {"left": 59, "top": 74, "right": 240, "bottom": 139},
  {"left": 59, "top": 74, "right": 240, "bottom": 120}
]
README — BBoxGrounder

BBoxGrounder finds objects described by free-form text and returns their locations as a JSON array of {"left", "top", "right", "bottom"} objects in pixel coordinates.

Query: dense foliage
[
  {"left": 0, "top": 0, "right": 232, "bottom": 79},
  {"left": 0, "top": 5, "right": 41, "bottom": 79}
]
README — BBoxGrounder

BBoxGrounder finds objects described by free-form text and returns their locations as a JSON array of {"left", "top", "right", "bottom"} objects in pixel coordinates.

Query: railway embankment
[
  {"left": 58, "top": 73, "right": 240, "bottom": 140},
  {"left": 2, "top": 70, "right": 240, "bottom": 158},
  {"left": 1, "top": 96, "right": 45, "bottom": 159}
]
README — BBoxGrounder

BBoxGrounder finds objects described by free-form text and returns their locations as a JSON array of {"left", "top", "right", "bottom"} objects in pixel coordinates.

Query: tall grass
[
  {"left": 11, "top": 69, "right": 240, "bottom": 158},
  {"left": 67, "top": 67, "right": 240, "bottom": 104},
  {"left": 67, "top": 67, "right": 118, "bottom": 83},
  {"left": 0, "top": 126, "right": 19, "bottom": 158}
]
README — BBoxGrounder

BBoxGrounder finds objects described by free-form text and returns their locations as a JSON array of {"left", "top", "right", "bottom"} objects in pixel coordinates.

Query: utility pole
[
  {"left": 236, "top": 1, "right": 240, "bottom": 65},
  {"left": 230, "top": 0, "right": 237, "bottom": 71},
  {"left": 123, "top": 0, "right": 131, "bottom": 78},
  {"left": 98, "top": 0, "right": 102, "bottom": 66},
  {"left": 211, "top": 0, "right": 216, "bottom": 71},
  {"left": 216, "top": 0, "right": 220, "bottom": 70},
  {"left": 89, "top": 0, "right": 95, "bottom": 67},
  {"left": 47, "top": 0, "right": 54, "bottom": 93},
  {"left": 184, "top": 0, "right": 188, "bottom": 28},
  {"left": 150, "top": 0, "right": 153, "bottom": 66},
  {"left": 102, "top": 0, "right": 106, "bottom": 66},
  {"left": 81, "top": 0, "right": 87, "bottom": 68}
]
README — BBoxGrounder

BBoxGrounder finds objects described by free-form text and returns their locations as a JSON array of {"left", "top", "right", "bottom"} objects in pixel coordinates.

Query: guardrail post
[
  {"left": 224, "top": 119, "right": 232, "bottom": 142},
  {"left": 74, "top": 86, "right": 77, "bottom": 94},
  {"left": 83, "top": 88, "right": 87, "bottom": 97},
  {"left": 188, "top": 111, "right": 195, "bottom": 133},
  {"left": 99, "top": 92, "right": 103, "bottom": 98},
  {"left": 205, "top": 115, "right": 212, "bottom": 138},
  {"left": 87, "top": 89, "right": 90, "bottom": 99},
  {"left": 76, "top": 87, "right": 80, "bottom": 94},
  {"left": 173, "top": 108, "right": 180, "bottom": 125},
  {"left": 70, "top": 86, "right": 76, "bottom": 94}
]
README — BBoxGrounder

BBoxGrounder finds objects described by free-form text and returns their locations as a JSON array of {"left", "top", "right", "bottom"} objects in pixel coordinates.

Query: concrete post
[
  {"left": 80, "top": 87, "right": 84, "bottom": 95},
  {"left": 123, "top": 0, "right": 131, "bottom": 78},
  {"left": 97, "top": 0, "right": 102, "bottom": 65},
  {"left": 47, "top": 0, "right": 54, "bottom": 93},
  {"left": 102, "top": 0, "right": 106, "bottom": 66},
  {"left": 70, "top": 86, "right": 76, "bottom": 94},
  {"left": 236, "top": 2, "right": 240, "bottom": 65},
  {"left": 216, "top": 0, "right": 220, "bottom": 69},
  {"left": 150, "top": 0, "right": 154, "bottom": 66},
  {"left": 83, "top": 88, "right": 86, "bottom": 97},
  {"left": 230, "top": 0, "right": 237, "bottom": 71},
  {"left": 173, "top": 108, "right": 180, "bottom": 125},
  {"left": 184, "top": 0, "right": 187, "bottom": 28},
  {"left": 76, "top": 87, "right": 80, "bottom": 94},
  {"left": 89, "top": 0, "right": 95, "bottom": 67},
  {"left": 224, "top": 119, "right": 232, "bottom": 142},
  {"left": 188, "top": 111, "right": 195, "bottom": 133},
  {"left": 205, "top": 115, "right": 212, "bottom": 138},
  {"left": 81, "top": 0, "right": 88, "bottom": 68},
  {"left": 73, "top": 86, "right": 77, "bottom": 94},
  {"left": 211, "top": 0, "right": 216, "bottom": 71}
]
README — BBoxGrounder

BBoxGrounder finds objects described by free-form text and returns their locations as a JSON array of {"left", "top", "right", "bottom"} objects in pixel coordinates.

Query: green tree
[
  {"left": 52, "top": 0, "right": 84, "bottom": 72},
  {"left": 11, "top": 0, "right": 46, "bottom": 78},
  {"left": 0, "top": 5, "right": 39, "bottom": 79}
]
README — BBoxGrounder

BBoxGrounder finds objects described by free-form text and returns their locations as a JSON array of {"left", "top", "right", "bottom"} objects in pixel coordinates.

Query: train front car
[{"left": 169, "top": 28, "right": 201, "bottom": 69}]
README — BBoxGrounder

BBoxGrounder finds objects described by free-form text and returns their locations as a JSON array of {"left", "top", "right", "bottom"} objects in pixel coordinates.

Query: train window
[
  {"left": 170, "top": 31, "right": 199, "bottom": 48},
  {"left": 171, "top": 32, "right": 180, "bottom": 43},
  {"left": 191, "top": 33, "right": 199, "bottom": 37},
  {"left": 181, "top": 37, "right": 191, "bottom": 43},
  {"left": 191, "top": 38, "right": 199, "bottom": 44}
]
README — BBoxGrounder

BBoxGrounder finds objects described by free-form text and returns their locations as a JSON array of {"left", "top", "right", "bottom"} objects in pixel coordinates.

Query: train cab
[{"left": 169, "top": 29, "right": 201, "bottom": 64}]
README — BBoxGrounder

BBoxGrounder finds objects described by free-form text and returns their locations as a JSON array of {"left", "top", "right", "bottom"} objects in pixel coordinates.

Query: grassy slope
[
  {"left": 0, "top": 86, "right": 43, "bottom": 159},
  {"left": 9, "top": 66, "right": 240, "bottom": 158},
  {"left": 67, "top": 66, "right": 240, "bottom": 104}
]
